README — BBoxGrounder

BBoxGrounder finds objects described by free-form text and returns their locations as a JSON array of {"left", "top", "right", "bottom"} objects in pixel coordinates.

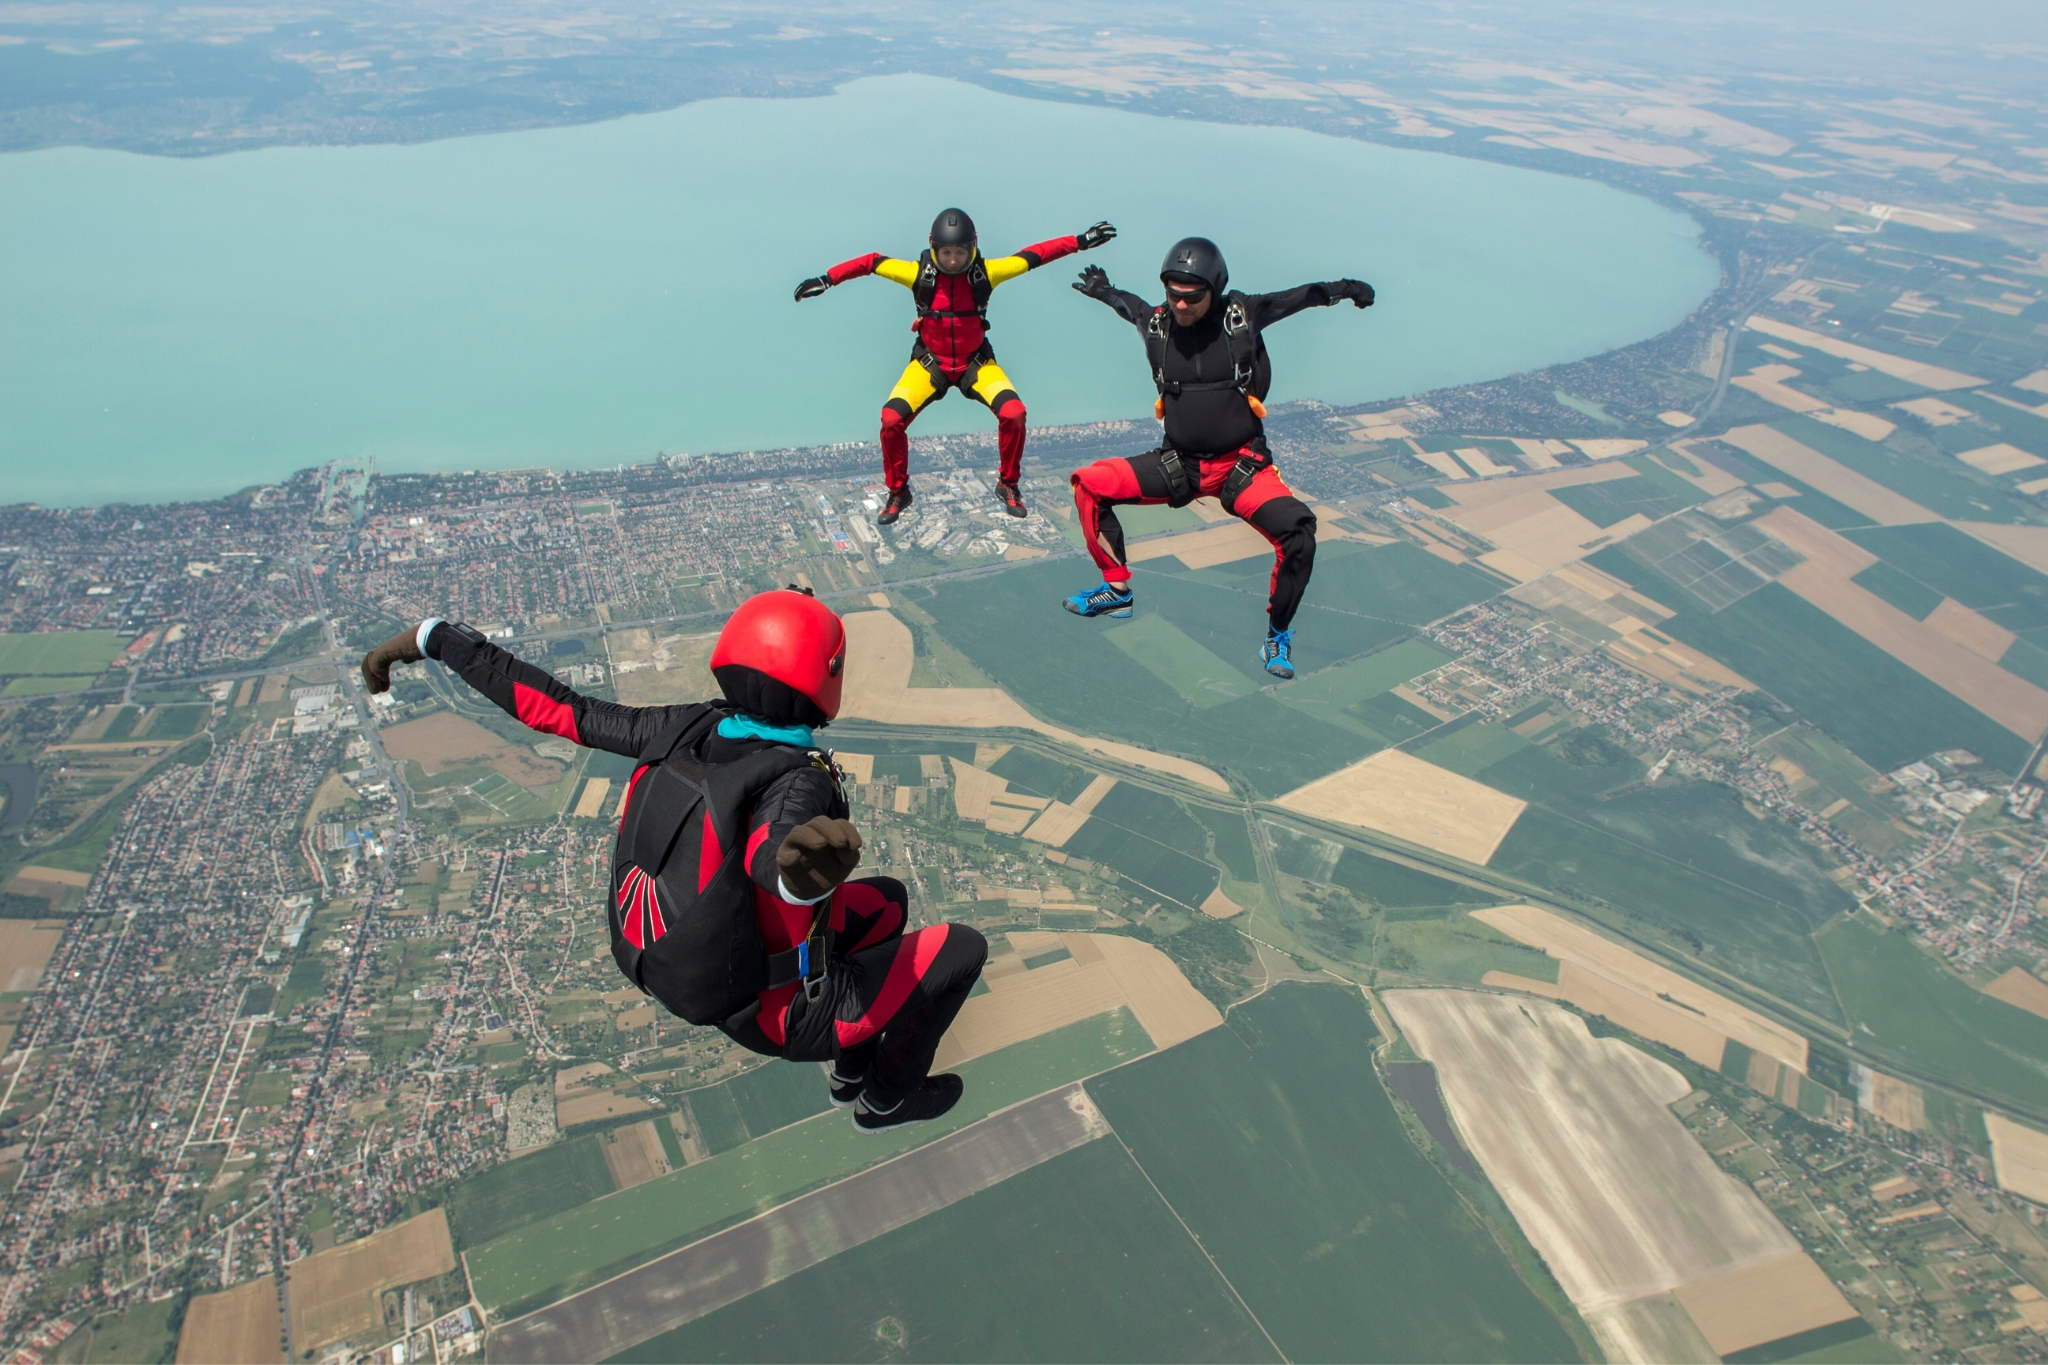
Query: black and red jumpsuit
[
  {"left": 1075, "top": 282, "right": 1363, "bottom": 632},
  {"left": 424, "top": 622, "right": 986, "bottom": 1100}
]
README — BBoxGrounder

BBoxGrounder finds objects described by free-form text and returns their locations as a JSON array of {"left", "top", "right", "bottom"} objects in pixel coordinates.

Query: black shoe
[
  {"left": 877, "top": 487, "right": 913, "bottom": 525},
  {"left": 995, "top": 480, "right": 1027, "bottom": 518},
  {"left": 853, "top": 1074, "right": 964, "bottom": 1134},
  {"left": 828, "top": 1068, "right": 864, "bottom": 1110}
]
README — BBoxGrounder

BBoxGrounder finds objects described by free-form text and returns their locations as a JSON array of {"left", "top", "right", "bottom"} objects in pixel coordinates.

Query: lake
[{"left": 0, "top": 74, "right": 1717, "bottom": 506}]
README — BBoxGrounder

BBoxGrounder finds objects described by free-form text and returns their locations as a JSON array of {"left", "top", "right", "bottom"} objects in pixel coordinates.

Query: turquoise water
[{"left": 0, "top": 75, "right": 1716, "bottom": 507}]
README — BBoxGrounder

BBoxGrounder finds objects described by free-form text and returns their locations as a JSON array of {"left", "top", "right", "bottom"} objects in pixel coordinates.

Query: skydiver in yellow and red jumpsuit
[{"left": 795, "top": 209, "right": 1116, "bottom": 523}]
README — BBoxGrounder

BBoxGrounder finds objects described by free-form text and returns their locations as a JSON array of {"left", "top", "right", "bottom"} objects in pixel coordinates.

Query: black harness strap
[
  {"left": 913, "top": 250, "right": 993, "bottom": 323},
  {"left": 1146, "top": 293, "right": 1258, "bottom": 399}
]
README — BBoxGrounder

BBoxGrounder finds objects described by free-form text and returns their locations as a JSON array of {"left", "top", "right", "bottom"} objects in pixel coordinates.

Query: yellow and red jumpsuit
[{"left": 825, "top": 236, "right": 1083, "bottom": 490}]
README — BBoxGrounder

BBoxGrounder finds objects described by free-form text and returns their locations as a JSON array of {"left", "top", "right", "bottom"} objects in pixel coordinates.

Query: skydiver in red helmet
[{"left": 361, "top": 591, "right": 987, "bottom": 1132}]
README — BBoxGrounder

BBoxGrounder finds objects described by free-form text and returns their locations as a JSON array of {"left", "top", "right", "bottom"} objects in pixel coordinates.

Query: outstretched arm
[
  {"left": 1246, "top": 279, "right": 1375, "bottom": 327},
  {"left": 1072, "top": 265, "right": 1156, "bottom": 331},
  {"left": 986, "top": 221, "right": 1115, "bottom": 285},
  {"left": 795, "top": 253, "right": 920, "bottom": 301},
  {"left": 362, "top": 620, "right": 704, "bottom": 758}
]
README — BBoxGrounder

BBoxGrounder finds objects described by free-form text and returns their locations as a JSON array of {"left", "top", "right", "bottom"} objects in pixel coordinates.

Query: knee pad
[
  {"left": 879, "top": 406, "right": 909, "bottom": 434},
  {"left": 995, "top": 397, "right": 1025, "bottom": 424}
]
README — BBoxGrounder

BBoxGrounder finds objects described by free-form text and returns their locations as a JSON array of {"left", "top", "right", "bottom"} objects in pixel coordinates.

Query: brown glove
[
  {"left": 361, "top": 627, "right": 424, "bottom": 694},
  {"left": 775, "top": 816, "right": 862, "bottom": 902}
]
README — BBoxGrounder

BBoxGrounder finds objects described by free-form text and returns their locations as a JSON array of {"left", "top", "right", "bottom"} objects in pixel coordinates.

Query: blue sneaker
[
  {"left": 1065, "top": 581, "right": 1135, "bottom": 618},
  {"left": 1260, "top": 629, "right": 1295, "bottom": 679}
]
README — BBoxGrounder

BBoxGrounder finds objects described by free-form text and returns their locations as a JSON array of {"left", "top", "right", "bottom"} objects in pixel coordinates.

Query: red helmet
[{"left": 709, "top": 589, "right": 846, "bottom": 726}]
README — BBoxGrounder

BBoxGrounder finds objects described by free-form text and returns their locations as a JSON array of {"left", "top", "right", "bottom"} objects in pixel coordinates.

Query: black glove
[
  {"left": 776, "top": 816, "right": 863, "bottom": 901},
  {"left": 361, "top": 627, "right": 423, "bottom": 694},
  {"left": 1073, "top": 265, "right": 1114, "bottom": 300},
  {"left": 794, "top": 275, "right": 831, "bottom": 302},
  {"left": 1334, "top": 278, "right": 1375, "bottom": 309},
  {"left": 1077, "top": 221, "right": 1117, "bottom": 251}
]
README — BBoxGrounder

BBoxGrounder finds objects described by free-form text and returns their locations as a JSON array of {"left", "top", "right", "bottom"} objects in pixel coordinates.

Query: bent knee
[
  {"left": 945, "top": 922, "right": 990, "bottom": 968},
  {"left": 1071, "top": 458, "right": 1130, "bottom": 498},
  {"left": 879, "top": 407, "right": 909, "bottom": 432},
  {"left": 996, "top": 397, "right": 1026, "bottom": 423}
]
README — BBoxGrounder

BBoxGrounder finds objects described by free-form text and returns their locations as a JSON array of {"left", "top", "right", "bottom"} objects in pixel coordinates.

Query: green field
[
  {"left": 1296, "top": 541, "right": 1502, "bottom": 627},
  {"left": 1490, "top": 804, "right": 1842, "bottom": 1021},
  {"left": 0, "top": 631, "right": 124, "bottom": 677},
  {"left": 1331, "top": 849, "right": 1501, "bottom": 909},
  {"left": 445, "top": 1134, "right": 614, "bottom": 1247},
  {"left": 1087, "top": 782, "right": 1204, "bottom": 850},
  {"left": 1192, "top": 806, "right": 1258, "bottom": 884},
  {"left": 1378, "top": 915, "right": 1562, "bottom": 985},
  {"left": 1818, "top": 917, "right": 2048, "bottom": 1116},
  {"left": 1849, "top": 561, "right": 1943, "bottom": 620},
  {"left": 3, "top": 675, "right": 100, "bottom": 696},
  {"left": 467, "top": 1009, "right": 1155, "bottom": 1315},
  {"left": 51, "top": 1299, "right": 179, "bottom": 1365},
  {"left": 1472, "top": 731, "right": 1646, "bottom": 805},
  {"left": 610, "top": 1138, "right": 1276, "bottom": 1364},
  {"left": 1772, "top": 416, "right": 2038, "bottom": 524},
  {"left": 1548, "top": 458, "right": 1709, "bottom": 527},
  {"left": 1061, "top": 820, "right": 1219, "bottom": 910},
  {"left": 1840, "top": 522, "right": 2048, "bottom": 635},
  {"left": 1590, "top": 552, "right": 2030, "bottom": 773},
  {"left": 1105, "top": 614, "right": 1258, "bottom": 707},
  {"left": 685, "top": 1086, "right": 749, "bottom": 1156},
  {"left": 1275, "top": 636, "right": 1453, "bottom": 738},
  {"left": 1415, "top": 719, "right": 1531, "bottom": 775},
  {"left": 985, "top": 746, "right": 1088, "bottom": 800},
  {"left": 727, "top": 1059, "right": 831, "bottom": 1137},
  {"left": 1086, "top": 983, "right": 1582, "bottom": 1362}
]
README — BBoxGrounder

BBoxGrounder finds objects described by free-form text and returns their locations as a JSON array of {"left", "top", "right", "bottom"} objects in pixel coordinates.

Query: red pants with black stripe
[
  {"left": 1070, "top": 447, "right": 1319, "bottom": 631},
  {"left": 736, "top": 877, "right": 988, "bottom": 1102}
]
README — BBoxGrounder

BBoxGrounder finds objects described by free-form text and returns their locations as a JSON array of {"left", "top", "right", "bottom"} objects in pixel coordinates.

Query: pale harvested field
[
  {"left": 984, "top": 801, "right": 1036, "bottom": 835},
  {"left": 1893, "top": 396, "right": 1974, "bottom": 425},
  {"left": 1126, "top": 517, "right": 1272, "bottom": 570},
  {"left": 555, "top": 1062, "right": 613, "bottom": 1094},
  {"left": 1574, "top": 439, "right": 1650, "bottom": 460},
  {"left": 1985, "top": 967, "right": 2048, "bottom": 1021},
  {"left": 1987, "top": 1113, "right": 2048, "bottom": 1204},
  {"left": 1273, "top": 748, "right": 1527, "bottom": 866},
  {"left": 1481, "top": 969, "right": 1562, "bottom": 998},
  {"left": 1557, "top": 961, "right": 1727, "bottom": 1068},
  {"left": 380, "top": 711, "right": 565, "bottom": 788},
  {"left": 1585, "top": 1294, "right": 1718, "bottom": 1365},
  {"left": 1437, "top": 467, "right": 1642, "bottom": 582},
  {"left": 1413, "top": 449, "right": 1469, "bottom": 480},
  {"left": 1673, "top": 1252, "right": 1859, "bottom": 1356},
  {"left": 177, "top": 1278, "right": 283, "bottom": 1364},
  {"left": 930, "top": 931, "right": 1219, "bottom": 1070},
  {"left": 1663, "top": 442, "right": 1747, "bottom": 496},
  {"left": 556, "top": 1091, "right": 653, "bottom": 1127},
  {"left": 1473, "top": 904, "right": 1808, "bottom": 1071},
  {"left": 601, "top": 1120, "right": 671, "bottom": 1191},
  {"left": 1022, "top": 800, "right": 1089, "bottom": 847},
  {"left": 840, "top": 612, "right": 1228, "bottom": 791},
  {"left": 1722, "top": 426, "right": 1938, "bottom": 526},
  {"left": 1758, "top": 507, "right": 2048, "bottom": 741},
  {"left": 1813, "top": 408, "right": 1896, "bottom": 441},
  {"left": 1453, "top": 446, "right": 1514, "bottom": 477},
  {"left": 1927, "top": 598, "right": 2016, "bottom": 661},
  {"left": 571, "top": 777, "right": 611, "bottom": 818},
  {"left": 835, "top": 752, "right": 874, "bottom": 784},
  {"left": 1733, "top": 364, "right": 1827, "bottom": 413},
  {"left": 1959, "top": 443, "right": 2044, "bottom": 476},
  {"left": 610, "top": 633, "right": 717, "bottom": 706},
  {"left": 12, "top": 865, "right": 88, "bottom": 888},
  {"left": 946, "top": 757, "right": 1005, "bottom": 819},
  {"left": 1958, "top": 522, "right": 2048, "bottom": 578},
  {"left": 1386, "top": 990, "right": 1800, "bottom": 1313},
  {"left": 1863, "top": 1071, "right": 1926, "bottom": 1131},
  {"left": 1746, "top": 316, "right": 1987, "bottom": 389},
  {"left": 286, "top": 1209, "right": 456, "bottom": 1352},
  {"left": 1199, "top": 886, "right": 1244, "bottom": 920},
  {"left": 1070, "top": 774, "right": 1117, "bottom": 813},
  {"left": 0, "top": 920, "right": 65, "bottom": 993}
]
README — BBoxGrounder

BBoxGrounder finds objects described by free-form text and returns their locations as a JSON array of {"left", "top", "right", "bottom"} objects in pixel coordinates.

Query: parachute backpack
[{"left": 606, "top": 705, "right": 845, "bottom": 1056}]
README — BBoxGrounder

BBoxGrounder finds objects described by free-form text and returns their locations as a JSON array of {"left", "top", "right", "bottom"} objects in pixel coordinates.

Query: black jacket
[{"left": 1090, "top": 282, "right": 1360, "bottom": 456}]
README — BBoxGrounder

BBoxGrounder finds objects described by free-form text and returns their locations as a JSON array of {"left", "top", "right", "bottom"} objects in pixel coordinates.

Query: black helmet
[
  {"left": 1160, "top": 237, "right": 1228, "bottom": 294},
  {"left": 930, "top": 208, "right": 978, "bottom": 249}
]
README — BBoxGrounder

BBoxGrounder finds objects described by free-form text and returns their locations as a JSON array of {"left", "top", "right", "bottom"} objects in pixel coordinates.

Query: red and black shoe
[
  {"left": 876, "top": 486, "right": 914, "bottom": 525},
  {"left": 995, "top": 480, "right": 1027, "bottom": 519}
]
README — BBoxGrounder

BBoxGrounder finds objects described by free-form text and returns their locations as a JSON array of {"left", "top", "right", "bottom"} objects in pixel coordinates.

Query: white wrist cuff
[
  {"left": 416, "top": 617, "right": 445, "bottom": 656},
  {"left": 778, "top": 876, "right": 832, "bottom": 907}
]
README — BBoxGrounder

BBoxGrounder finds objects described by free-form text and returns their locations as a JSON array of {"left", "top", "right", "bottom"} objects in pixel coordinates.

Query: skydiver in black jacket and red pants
[
  {"left": 1066, "top": 237, "right": 1374, "bottom": 679},
  {"left": 361, "top": 591, "right": 985, "bottom": 1132}
]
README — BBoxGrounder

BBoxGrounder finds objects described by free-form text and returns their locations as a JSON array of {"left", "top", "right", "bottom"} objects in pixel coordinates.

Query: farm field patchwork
[
  {"left": 1272, "top": 747, "right": 1527, "bottom": 866},
  {"left": 445, "top": 1133, "right": 613, "bottom": 1247},
  {"left": 465, "top": 1010, "right": 1155, "bottom": 1315},
  {"left": 285, "top": 1209, "right": 455, "bottom": 1353},
  {"left": 1086, "top": 982, "right": 1583, "bottom": 1363},
  {"left": 1588, "top": 551, "right": 2029, "bottom": 773}
]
